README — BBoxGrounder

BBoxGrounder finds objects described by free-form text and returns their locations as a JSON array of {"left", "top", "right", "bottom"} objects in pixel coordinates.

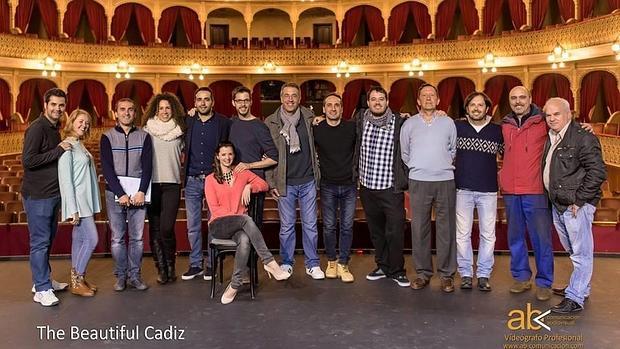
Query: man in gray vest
[{"left": 100, "top": 98, "right": 153, "bottom": 291}]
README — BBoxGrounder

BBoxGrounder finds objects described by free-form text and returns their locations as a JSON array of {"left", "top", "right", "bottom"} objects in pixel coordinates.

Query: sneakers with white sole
[
  {"left": 33, "top": 289, "right": 59, "bottom": 307},
  {"left": 305, "top": 266, "right": 325, "bottom": 280},
  {"left": 31, "top": 280, "right": 69, "bottom": 293},
  {"left": 280, "top": 264, "right": 293, "bottom": 276}
]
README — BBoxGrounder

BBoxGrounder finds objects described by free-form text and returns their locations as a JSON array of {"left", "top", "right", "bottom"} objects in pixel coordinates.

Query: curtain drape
[
  {"left": 157, "top": 7, "right": 178, "bottom": 44},
  {"left": 63, "top": 0, "right": 107, "bottom": 43},
  {"left": 111, "top": 4, "right": 132, "bottom": 41},
  {"left": 508, "top": 0, "right": 527, "bottom": 29},
  {"left": 343, "top": 6, "right": 385, "bottom": 44},
  {"left": 159, "top": 7, "right": 201, "bottom": 45},
  {"left": 342, "top": 79, "right": 380, "bottom": 119},
  {"left": 342, "top": 6, "right": 363, "bottom": 44},
  {"left": 483, "top": 75, "right": 522, "bottom": 108},
  {"left": 85, "top": 81, "right": 109, "bottom": 119},
  {"left": 15, "top": 0, "right": 35, "bottom": 34},
  {"left": 112, "top": 3, "right": 154, "bottom": 43},
  {"left": 178, "top": 7, "right": 202, "bottom": 44},
  {"left": 602, "top": 74, "right": 620, "bottom": 116},
  {"left": 36, "top": 0, "right": 58, "bottom": 37},
  {"left": 16, "top": 79, "right": 57, "bottom": 119},
  {"left": 113, "top": 80, "right": 153, "bottom": 113},
  {"left": 437, "top": 77, "right": 475, "bottom": 113},
  {"left": 388, "top": 2, "right": 432, "bottom": 41},
  {"left": 251, "top": 83, "right": 262, "bottom": 118},
  {"left": 0, "top": 79, "right": 10, "bottom": 130},
  {"left": 0, "top": 0, "right": 10, "bottom": 33},
  {"left": 580, "top": 0, "right": 596, "bottom": 19},
  {"left": 557, "top": 0, "right": 575, "bottom": 21},
  {"left": 162, "top": 80, "right": 198, "bottom": 111},
  {"left": 134, "top": 4, "right": 155, "bottom": 43},
  {"left": 389, "top": 78, "right": 425, "bottom": 113},
  {"left": 209, "top": 80, "right": 242, "bottom": 118},
  {"left": 577, "top": 72, "right": 620, "bottom": 121},
  {"left": 485, "top": 0, "right": 526, "bottom": 33},
  {"left": 436, "top": 0, "right": 478, "bottom": 39}
]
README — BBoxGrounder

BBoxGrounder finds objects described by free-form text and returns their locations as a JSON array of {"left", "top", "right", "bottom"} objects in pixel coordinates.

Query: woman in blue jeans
[
  {"left": 58, "top": 109, "right": 101, "bottom": 297},
  {"left": 205, "top": 142, "right": 290, "bottom": 304}
]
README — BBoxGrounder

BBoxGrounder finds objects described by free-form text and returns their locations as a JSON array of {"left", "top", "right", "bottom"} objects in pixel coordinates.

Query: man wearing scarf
[
  {"left": 354, "top": 86, "right": 410, "bottom": 287},
  {"left": 265, "top": 83, "right": 323, "bottom": 279}
]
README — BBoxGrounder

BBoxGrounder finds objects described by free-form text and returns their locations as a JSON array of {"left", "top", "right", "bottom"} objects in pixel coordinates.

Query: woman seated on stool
[{"left": 205, "top": 142, "right": 290, "bottom": 304}]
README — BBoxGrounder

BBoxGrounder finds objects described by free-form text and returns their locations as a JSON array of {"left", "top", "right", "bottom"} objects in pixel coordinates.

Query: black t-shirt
[
  {"left": 286, "top": 119, "right": 314, "bottom": 185},
  {"left": 230, "top": 118, "right": 278, "bottom": 179},
  {"left": 314, "top": 120, "right": 356, "bottom": 185}
]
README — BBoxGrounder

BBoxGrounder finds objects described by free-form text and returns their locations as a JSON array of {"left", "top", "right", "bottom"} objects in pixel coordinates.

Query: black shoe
[
  {"left": 552, "top": 286, "right": 589, "bottom": 300},
  {"left": 477, "top": 277, "right": 491, "bottom": 292},
  {"left": 181, "top": 266, "right": 204, "bottom": 280},
  {"left": 167, "top": 263, "right": 177, "bottom": 283},
  {"left": 203, "top": 268, "right": 213, "bottom": 281},
  {"left": 127, "top": 278, "right": 149, "bottom": 291},
  {"left": 391, "top": 274, "right": 411, "bottom": 287},
  {"left": 460, "top": 277, "right": 473, "bottom": 289},
  {"left": 366, "top": 268, "right": 387, "bottom": 281},
  {"left": 551, "top": 298, "right": 583, "bottom": 314}
]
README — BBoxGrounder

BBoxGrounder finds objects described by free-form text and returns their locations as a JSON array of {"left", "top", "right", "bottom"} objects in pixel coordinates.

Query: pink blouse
[{"left": 204, "top": 170, "right": 269, "bottom": 222}]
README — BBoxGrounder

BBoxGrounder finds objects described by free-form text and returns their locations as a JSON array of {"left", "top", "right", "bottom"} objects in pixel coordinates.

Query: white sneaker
[
  {"left": 280, "top": 264, "right": 293, "bottom": 275},
  {"left": 305, "top": 266, "right": 325, "bottom": 280},
  {"left": 31, "top": 280, "right": 69, "bottom": 293},
  {"left": 33, "top": 289, "right": 59, "bottom": 307}
]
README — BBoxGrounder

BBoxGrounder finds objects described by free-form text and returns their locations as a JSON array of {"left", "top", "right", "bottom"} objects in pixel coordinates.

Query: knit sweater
[{"left": 204, "top": 170, "right": 269, "bottom": 222}]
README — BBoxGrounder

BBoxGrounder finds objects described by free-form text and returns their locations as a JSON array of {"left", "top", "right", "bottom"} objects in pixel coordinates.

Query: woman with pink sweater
[{"left": 205, "top": 142, "right": 290, "bottom": 304}]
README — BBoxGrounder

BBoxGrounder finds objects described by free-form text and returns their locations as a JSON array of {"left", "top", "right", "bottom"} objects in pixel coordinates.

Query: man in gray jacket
[{"left": 264, "top": 82, "right": 323, "bottom": 279}]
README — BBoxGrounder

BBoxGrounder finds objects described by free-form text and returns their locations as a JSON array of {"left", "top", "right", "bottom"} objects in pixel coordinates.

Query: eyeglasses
[{"left": 234, "top": 99, "right": 251, "bottom": 104}]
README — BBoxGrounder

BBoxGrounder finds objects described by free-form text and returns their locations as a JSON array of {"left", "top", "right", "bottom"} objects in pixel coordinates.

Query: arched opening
[
  {"left": 298, "top": 8, "right": 336, "bottom": 48},
  {"left": 342, "top": 5, "right": 384, "bottom": 47},
  {"left": 0, "top": 79, "right": 11, "bottom": 130},
  {"left": 159, "top": 6, "right": 202, "bottom": 47},
  {"left": 533, "top": 0, "right": 574, "bottom": 29},
  {"left": 436, "top": 0, "right": 478, "bottom": 40},
  {"left": 438, "top": 77, "right": 475, "bottom": 119},
  {"left": 484, "top": 0, "right": 526, "bottom": 35},
  {"left": 111, "top": 3, "right": 155, "bottom": 45},
  {"left": 389, "top": 78, "right": 427, "bottom": 115},
  {"left": 389, "top": 2, "right": 432, "bottom": 43},
  {"left": 207, "top": 8, "right": 245, "bottom": 48},
  {"left": 64, "top": 0, "right": 107, "bottom": 43},
  {"left": 300, "top": 80, "right": 337, "bottom": 114},
  {"left": 252, "top": 9, "right": 292, "bottom": 49},
  {"left": 162, "top": 80, "right": 198, "bottom": 111},
  {"left": 483, "top": 75, "right": 522, "bottom": 120},
  {"left": 112, "top": 80, "right": 154, "bottom": 121},
  {"left": 342, "top": 79, "right": 382, "bottom": 119},
  {"left": 209, "top": 80, "right": 244, "bottom": 117},
  {"left": 532, "top": 73, "right": 574, "bottom": 113},
  {"left": 15, "top": 0, "right": 58, "bottom": 39},
  {"left": 16, "top": 79, "right": 57, "bottom": 123},
  {"left": 251, "top": 80, "right": 286, "bottom": 118},
  {"left": 67, "top": 80, "right": 108, "bottom": 126},
  {"left": 580, "top": 71, "right": 620, "bottom": 122}
]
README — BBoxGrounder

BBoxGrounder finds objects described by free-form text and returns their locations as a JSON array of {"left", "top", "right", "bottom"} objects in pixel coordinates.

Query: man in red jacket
[{"left": 499, "top": 86, "right": 554, "bottom": 301}]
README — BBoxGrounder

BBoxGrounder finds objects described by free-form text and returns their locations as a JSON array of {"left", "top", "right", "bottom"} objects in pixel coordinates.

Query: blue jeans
[
  {"left": 106, "top": 190, "right": 147, "bottom": 280},
  {"left": 23, "top": 196, "right": 61, "bottom": 292},
  {"left": 278, "top": 180, "right": 319, "bottom": 268},
  {"left": 71, "top": 216, "right": 98, "bottom": 275},
  {"left": 552, "top": 203, "right": 595, "bottom": 306},
  {"left": 185, "top": 176, "right": 209, "bottom": 268},
  {"left": 320, "top": 183, "right": 356, "bottom": 264},
  {"left": 504, "top": 194, "right": 554, "bottom": 288},
  {"left": 456, "top": 189, "right": 497, "bottom": 278}
]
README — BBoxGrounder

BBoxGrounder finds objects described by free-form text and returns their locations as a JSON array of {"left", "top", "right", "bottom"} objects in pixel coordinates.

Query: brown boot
[
  {"left": 70, "top": 268, "right": 95, "bottom": 297},
  {"left": 82, "top": 275, "right": 97, "bottom": 292}
]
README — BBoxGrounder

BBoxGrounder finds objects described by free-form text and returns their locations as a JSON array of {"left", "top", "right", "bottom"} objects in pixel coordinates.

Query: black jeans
[
  {"left": 359, "top": 186, "right": 406, "bottom": 277},
  {"left": 147, "top": 183, "right": 181, "bottom": 264},
  {"left": 209, "top": 215, "right": 274, "bottom": 289}
]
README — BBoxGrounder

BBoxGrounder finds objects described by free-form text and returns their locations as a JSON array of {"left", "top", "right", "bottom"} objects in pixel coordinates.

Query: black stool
[{"left": 209, "top": 238, "right": 259, "bottom": 300}]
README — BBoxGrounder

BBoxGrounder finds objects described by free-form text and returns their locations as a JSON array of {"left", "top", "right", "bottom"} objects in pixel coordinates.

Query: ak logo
[{"left": 507, "top": 303, "right": 551, "bottom": 331}]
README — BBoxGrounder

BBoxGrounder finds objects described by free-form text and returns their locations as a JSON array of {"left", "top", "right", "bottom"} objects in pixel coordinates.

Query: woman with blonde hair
[
  {"left": 58, "top": 109, "right": 101, "bottom": 297},
  {"left": 142, "top": 93, "right": 185, "bottom": 284}
]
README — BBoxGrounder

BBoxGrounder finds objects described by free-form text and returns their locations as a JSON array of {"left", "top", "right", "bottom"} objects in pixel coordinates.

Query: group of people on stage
[{"left": 22, "top": 81, "right": 605, "bottom": 312}]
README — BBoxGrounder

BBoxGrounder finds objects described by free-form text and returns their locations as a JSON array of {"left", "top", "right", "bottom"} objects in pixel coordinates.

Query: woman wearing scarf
[{"left": 142, "top": 93, "right": 185, "bottom": 285}]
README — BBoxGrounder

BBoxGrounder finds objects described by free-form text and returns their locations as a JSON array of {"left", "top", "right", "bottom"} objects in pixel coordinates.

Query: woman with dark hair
[
  {"left": 143, "top": 93, "right": 185, "bottom": 284},
  {"left": 205, "top": 142, "right": 290, "bottom": 304},
  {"left": 58, "top": 109, "right": 100, "bottom": 297}
]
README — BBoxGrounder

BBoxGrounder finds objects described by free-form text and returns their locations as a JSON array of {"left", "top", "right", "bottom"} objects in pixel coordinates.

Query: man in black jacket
[{"left": 542, "top": 97, "right": 606, "bottom": 313}]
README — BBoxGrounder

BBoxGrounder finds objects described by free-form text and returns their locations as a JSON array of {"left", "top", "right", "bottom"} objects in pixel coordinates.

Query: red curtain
[
  {"left": 0, "top": 0, "right": 9, "bottom": 33},
  {"left": 343, "top": 5, "right": 385, "bottom": 44},
  {"left": 16, "top": 79, "right": 57, "bottom": 119},
  {"left": 16, "top": 0, "right": 58, "bottom": 37},
  {"left": 532, "top": 73, "right": 574, "bottom": 110},
  {"left": 112, "top": 80, "right": 153, "bottom": 112},
  {"left": 557, "top": 0, "right": 575, "bottom": 21},
  {"left": 209, "top": 80, "right": 242, "bottom": 118},
  {"left": 158, "top": 7, "right": 201, "bottom": 45},
  {"left": 251, "top": 83, "right": 262, "bottom": 118},
  {"left": 534, "top": 0, "right": 574, "bottom": 27},
  {"left": 580, "top": 0, "right": 596, "bottom": 18},
  {"left": 483, "top": 75, "right": 522, "bottom": 108},
  {"left": 0, "top": 79, "right": 10, "bottom": 130},
  {"left": 485, "top": 0, "right": 526, "bottom": 33},
  {"left": 342, "top": 79, "right": 381, "bottom": 119},
  {"left": 162, "top": 80, "right": 198, "bottom": 111},
  {"left": 437, "top": 77, "right": 475, "bottom": 113},
  {"left": 436, "top": 0, "right": 479, "bottom": 39},
  {"left": 611, "top": 0, "right": 620, "bottom": 10},
  {"left": 63, "top": 0, "right": 107, "bottom": 43},
  {"left": 389, "top": 78, "right": 425, "bottom": 113},
  {"left": 579, "top": 71, "right": 620, "bottom": 121},
  {"left": 388, "top": 2, "right": 432, "bottom": 41},
  {"left": 67, "top": 79, "right": 108, "bottom": 121},
  {"left": 111, "top": 3, "right": 155, "bottom": 44}
]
